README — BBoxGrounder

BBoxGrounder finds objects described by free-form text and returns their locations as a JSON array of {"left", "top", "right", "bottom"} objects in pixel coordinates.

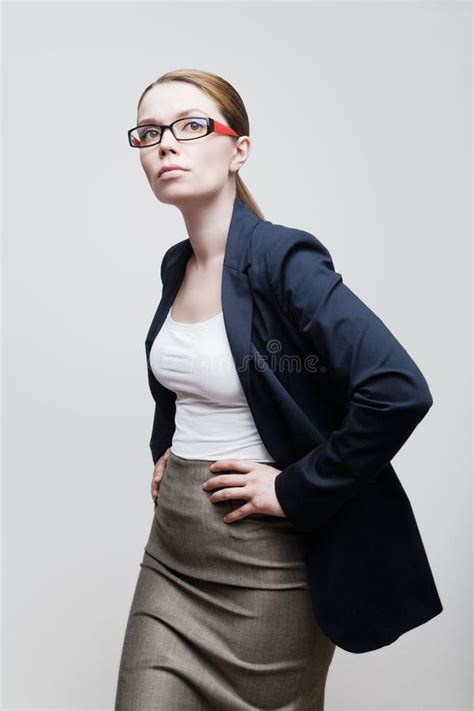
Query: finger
[
  {"left": 223, "top": 503, "right": 254, "bottom": 523},
  {"left": 153, "top": 460, "right": 166, "bottom": 481},
  {"left": 152, "top": 451, "right": 172, "bottom": 503},
  {"left": 151, "top": 475, "right": 164, "bottom": 498},
  {"left": 209, "top": 486, "right": 248, "bottom": 503},
  {"left": 202, "top": 473, "right": 248, "bottom": 491},
  {"left": 209, "top": 459, "right": 254, "bottom": 473},
  {"left": 153, "top": 452, "right": 170, "bottom": 483},
  {"left": 156, "top": 448, "right": 170, "bottom": 471},
  {"left": 152, "top": 476, "right": 162, "bottom": 493}
]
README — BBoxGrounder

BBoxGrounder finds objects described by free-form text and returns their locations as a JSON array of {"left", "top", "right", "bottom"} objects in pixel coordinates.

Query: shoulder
[{"left": 251, "top": 216, "right": 338, "bottom": 288}]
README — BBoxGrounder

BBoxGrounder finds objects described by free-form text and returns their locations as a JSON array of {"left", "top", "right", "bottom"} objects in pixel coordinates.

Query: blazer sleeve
[
  {"left": 264, "top": 228, "right": 433, "bottom": 532},
  {"left": 147, "top": 245, "right": 178, "bottom": 465}
]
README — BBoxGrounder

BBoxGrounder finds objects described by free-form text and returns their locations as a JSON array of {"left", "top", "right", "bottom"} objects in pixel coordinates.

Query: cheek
[
  {"left": 197, "top": 146, "right": 232, "bottom": 182},
  {"left": 139, "top": 154, "right": 155, "bottom": 181}
]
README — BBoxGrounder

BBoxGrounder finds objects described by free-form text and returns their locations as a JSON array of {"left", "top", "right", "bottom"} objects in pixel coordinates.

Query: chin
[{"left": 155, "top": 191, "right": 197, "bottom": 208}]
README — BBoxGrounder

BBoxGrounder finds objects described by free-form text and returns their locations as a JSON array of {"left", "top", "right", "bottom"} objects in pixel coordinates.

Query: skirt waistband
[{"left": 169, "top": 450, "right": 278, "bottom": 467}]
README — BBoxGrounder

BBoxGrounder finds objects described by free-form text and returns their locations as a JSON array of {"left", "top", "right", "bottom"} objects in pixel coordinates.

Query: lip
[{"left": 158, "top": 166, "right": 188, "bottom": 178}]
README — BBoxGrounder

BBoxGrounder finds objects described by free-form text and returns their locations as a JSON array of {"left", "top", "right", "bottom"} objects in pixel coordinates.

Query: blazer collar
[
  {"left": 162, "top": 195, "right": 259, "bottom": 275},
  {"left": 145, "top": 197, "right": 261, "bottom": 402}
]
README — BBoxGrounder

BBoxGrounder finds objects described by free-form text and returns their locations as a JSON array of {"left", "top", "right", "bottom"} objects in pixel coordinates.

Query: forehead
[{"left": 137, "top": 82, "right": 222, "bottom": 124}]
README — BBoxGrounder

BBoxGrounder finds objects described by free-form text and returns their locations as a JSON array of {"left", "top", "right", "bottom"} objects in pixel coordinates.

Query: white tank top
[{"left": 149, "top": 307, "right": 275, "bottom": 462}]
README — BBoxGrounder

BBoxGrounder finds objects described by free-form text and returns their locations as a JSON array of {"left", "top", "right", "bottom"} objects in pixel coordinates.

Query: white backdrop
[{"left": 2, "top": 1, "right": 471, "bottom": 709}]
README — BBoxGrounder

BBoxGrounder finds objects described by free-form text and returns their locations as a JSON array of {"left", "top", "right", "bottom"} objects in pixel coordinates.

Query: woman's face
[{"left": 136, "top": 81, "right": 249, "bottom": 207}]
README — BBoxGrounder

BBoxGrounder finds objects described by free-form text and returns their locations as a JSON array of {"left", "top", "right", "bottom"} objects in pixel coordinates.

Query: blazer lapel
[
  {"left": 144, "top": 197, "right": 260, "bottom": 407},
  {"left": 144, "top": 241, "right": 192, "bottom": 365}
]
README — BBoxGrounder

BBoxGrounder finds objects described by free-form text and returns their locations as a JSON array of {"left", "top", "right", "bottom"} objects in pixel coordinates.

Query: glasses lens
[
  {"left": 173, "top": 117, "right": 208, "bottom": 140},
  {"left": 129, "top": 117, "right": 208, "bottom": 147},
  {"left": 130, "top": 125, "right": 162, "bottom": 147}
]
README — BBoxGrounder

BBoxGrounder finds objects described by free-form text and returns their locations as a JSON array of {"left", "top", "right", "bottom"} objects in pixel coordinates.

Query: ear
[{"left": 230, "top": 136, "right": 251, "bottom": 174}]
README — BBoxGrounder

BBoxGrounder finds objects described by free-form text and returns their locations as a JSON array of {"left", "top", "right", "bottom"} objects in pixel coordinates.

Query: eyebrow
[{"left": 137, "top": 108, "right": 209, "bottom": 127}]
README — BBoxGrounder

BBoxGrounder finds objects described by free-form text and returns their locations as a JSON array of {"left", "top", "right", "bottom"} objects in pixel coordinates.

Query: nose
[{"left": 158, "top": 126, "right": 179, "bottom": 152}]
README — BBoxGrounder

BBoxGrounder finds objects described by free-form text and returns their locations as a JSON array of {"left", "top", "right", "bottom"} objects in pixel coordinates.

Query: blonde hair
[{"left": 137, "top": 68, "right": 265, "bottom": 220}]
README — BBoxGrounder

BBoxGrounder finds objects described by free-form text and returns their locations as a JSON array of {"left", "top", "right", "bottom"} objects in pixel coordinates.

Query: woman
[{"left": 115, "top": 68, "right": 442, "bottom": 709}]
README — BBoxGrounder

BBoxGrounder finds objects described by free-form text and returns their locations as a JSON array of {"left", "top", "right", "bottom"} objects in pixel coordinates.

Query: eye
[
  {"left": 183, "top": 120, "right": 204, "bottom": 131},
  {"left": 138, "top": 127, "right": 161, "bottom": 140},
  {"left": 176, "top": 118, "right": 208, "bottom": 138}
]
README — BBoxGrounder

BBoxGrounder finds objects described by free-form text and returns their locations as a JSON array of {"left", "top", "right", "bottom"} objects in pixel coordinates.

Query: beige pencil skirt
[{"left": 114, "top": 451, "right": 336, "bottom": 710}]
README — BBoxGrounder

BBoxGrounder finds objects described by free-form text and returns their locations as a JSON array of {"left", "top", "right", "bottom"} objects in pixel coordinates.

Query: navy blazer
[{"left": 145, "top": 196, "right": 443, "bottom": 654}]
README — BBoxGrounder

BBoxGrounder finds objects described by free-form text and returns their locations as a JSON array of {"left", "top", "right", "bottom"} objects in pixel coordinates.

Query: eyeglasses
[{"left": 128, "top": 116, "right": 239, "bottom": 148}]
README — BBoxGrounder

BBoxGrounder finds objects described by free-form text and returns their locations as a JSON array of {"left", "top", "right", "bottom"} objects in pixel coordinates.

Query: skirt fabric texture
[{"left": 114, "top": 451, "right": 336, "bottom": 710}]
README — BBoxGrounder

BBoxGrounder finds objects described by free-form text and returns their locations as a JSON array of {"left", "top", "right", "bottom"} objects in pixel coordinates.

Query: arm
[
  {"left": 149, "top": 382, "right": 175, "bottom": 466},
  {"left": 147, "top": 244, "right": 178, "bottom": 464},
  {"left": 264, "top": 228, "right": 433, "bottom": 532}
]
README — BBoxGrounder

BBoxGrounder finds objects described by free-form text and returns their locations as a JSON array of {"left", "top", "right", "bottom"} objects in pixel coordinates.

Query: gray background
[{"left": 2, "top": 1, "right": 471, "bottom": 709}]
